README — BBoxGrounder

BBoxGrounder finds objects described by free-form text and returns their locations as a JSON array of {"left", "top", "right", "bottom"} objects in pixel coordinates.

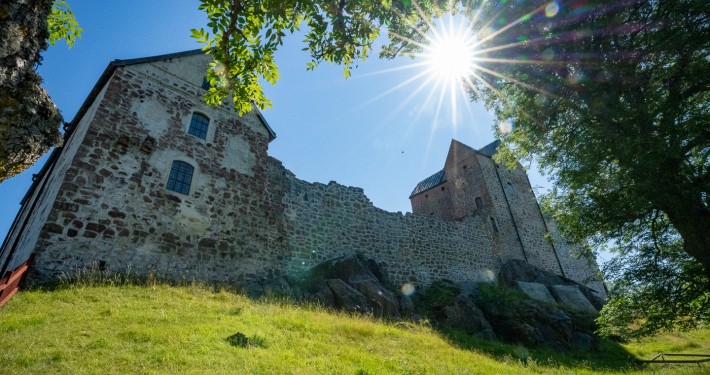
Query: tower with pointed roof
[{"left": 409, "top": 139, "right": 574, "bottom": 279}]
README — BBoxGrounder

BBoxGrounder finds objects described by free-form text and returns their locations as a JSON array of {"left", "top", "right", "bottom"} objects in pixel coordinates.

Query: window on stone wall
[
  {"left": 201, "top": 77, "right": 211, "bottom": 90},
  {"left": 490, "top": 217, "right": 499, "bottom": 233},
  {"left": 506, "top": 181, "right": 516, "bottom": 193},
  {"left": 166, "top": 160, "right": 194, "bottom": 195},
  {"left": 475, "top": 197, "right": 483, "bottom": 209},
  {"left": 188, "top": 113, "right": 209, "bottom": 140}
]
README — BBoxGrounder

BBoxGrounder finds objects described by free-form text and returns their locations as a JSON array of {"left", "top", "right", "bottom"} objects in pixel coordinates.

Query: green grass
[{"left": 1, "top": 282, "right": 708, "bottom": 374}]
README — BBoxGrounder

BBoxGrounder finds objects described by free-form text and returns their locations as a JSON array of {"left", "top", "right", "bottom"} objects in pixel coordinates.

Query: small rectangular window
[
  {"left": 167, "top": 161, "right": 194, "bottom": 195},
  {"left": 188, "top": 113, "right": 209, "bottom": 140}
]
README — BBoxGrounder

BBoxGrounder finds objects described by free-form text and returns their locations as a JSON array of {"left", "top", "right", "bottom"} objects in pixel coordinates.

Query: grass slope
[{"left": 1, "top": 283, "right": 708, "bottom": 374}]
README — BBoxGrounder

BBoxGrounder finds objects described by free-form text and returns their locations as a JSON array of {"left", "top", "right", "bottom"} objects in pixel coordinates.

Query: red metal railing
[{"left": 0, "top": 262, "right": 29, "bottom": 308}]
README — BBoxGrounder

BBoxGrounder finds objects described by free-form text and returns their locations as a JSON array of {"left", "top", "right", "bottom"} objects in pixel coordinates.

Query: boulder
[
  {"left": 442, "top": 295, "right": 496, "bottom": 339},
  {"left": 400, "top": 295, "right": 415, "bottom": 318},
  {"left": 252, "top": 254, "right": 400, "bottom": 318},
  {"left": 262, "top": 276, "right": 302, "bottom": 299},
  {"left": 498, "top": 260, "right": 566, "bottom": 287},
  {"left": 550, "top": 285, "right": 598, "bottom": 315},
  {"left": 326, "top": 278, "right": 369, "bottom": 313},
  {"left": 570, "top": 331, "right": 595, "bottom": 349},
  {"left": 244, "top": 283, "right": 265, "bottom": 299},
  {"left": 308, "top": 281, "right": 336, "bottom": 308},
  {"left": 499, "top": 260, "right": 605, "bottom": 314},
  {"left": 477, "top": 294, "right": 576, "bottom": 350},
  {"left": 350, "top": 278, "right": 400, "bottom": 319},
  {"left": 515, "top": 281, "right": 556, "bottom": 304}
]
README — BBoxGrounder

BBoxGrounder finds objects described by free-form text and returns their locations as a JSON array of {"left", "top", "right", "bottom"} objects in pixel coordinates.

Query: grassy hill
[{"left": 1, "top": 281, "right": 708, "bottom": 374}]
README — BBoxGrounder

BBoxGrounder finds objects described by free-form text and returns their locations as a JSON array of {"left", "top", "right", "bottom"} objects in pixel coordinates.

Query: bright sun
[{"left": 422, "top": 18, "right": 478, "bottom": 85}]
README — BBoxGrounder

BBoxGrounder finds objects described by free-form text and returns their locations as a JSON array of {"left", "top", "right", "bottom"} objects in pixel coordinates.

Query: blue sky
[{"left": 0, "top": 1, "right": 553, "bottom": 242}]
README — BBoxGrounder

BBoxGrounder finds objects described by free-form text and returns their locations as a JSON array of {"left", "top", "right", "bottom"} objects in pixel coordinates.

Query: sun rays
[
  {"left": 375, "top": 1, "right": 575, "bottom": 133},
  {"left": 341, "top": 0, "right": 611, "bottom": 172}
]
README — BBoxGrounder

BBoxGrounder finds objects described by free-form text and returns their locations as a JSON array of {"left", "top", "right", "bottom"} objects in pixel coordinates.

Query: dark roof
[
  {"left": 68, "top": 49, "right": 276, "bottom": 141},
  {"left": 477, "top": 139, "right": 501, "bottom": 157},
  {"left": 409, "top": 169, "right": 446, "bottom": 198}
]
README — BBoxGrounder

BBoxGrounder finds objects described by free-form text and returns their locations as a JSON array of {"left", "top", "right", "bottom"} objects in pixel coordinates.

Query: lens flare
[
  {"left": 401, "top": 283, "right": 416, "bottom": 296},
  {"left": 498, "top": 120, "right": 513, "bottom": 134},
  {"left": 545, "top": 2, "right": 560, "bottom": 18}
]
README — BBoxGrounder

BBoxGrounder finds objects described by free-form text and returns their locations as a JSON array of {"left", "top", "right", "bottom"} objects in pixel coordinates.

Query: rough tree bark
[{"left": 0, "top": 0, "right": 62, "bottom": 182}]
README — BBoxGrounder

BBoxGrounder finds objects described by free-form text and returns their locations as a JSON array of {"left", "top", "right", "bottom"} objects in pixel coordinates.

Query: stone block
[
  {"left": 515, "top": 281, "right": 556, "bottom": 304},
  {"left": 550, "top": 285, "right": 598, "bottom": 314}
]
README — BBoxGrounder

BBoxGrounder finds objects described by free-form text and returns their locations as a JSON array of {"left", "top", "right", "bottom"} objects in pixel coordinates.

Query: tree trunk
[
  {"left": 0, "top": 0, "right": 62, "bottom": 182},
  {"left": 665, "top": 204, "right": 710, "bottom": 279}
]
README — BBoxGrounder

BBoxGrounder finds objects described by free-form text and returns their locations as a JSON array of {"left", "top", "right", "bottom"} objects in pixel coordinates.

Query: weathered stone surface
[
  {"left": 244, "top": 283, "right": 264, "bottom": 299},
  {"left": 500, "top": 260, "right": 603, "bottom": 313},
  {"left": 570, "top": 331, "right": 594, "bottom": 349},
  {"left": 310, "top": 283, "right": 336, "bottom": 307},
  {"left": 499, "top": 260, "right": 566, "bottom": 287},
  {"left": 326, "top": 279, "right": 369, "bottom": 313},
  {"left": 247, "top": 255, "right": 399, "bottom": 319},
  {"left": 442, "top": 295, "right": 495, "bottom": 339},
  {"left": 478, "top": 298, "right": 575, "bottom": 350},
  {"left": 550, "top": 285, "right": 599, "bottom": 315},
  {"left": 515, "top": 281, "right": 556, "bottom": 304},
  {"left": 262, "top": 276, "right": 302, "bottom": 299},
  {"left": 350, "top": 279, "right": 400, "bottom": 319},
  {"left": 400, "top": 295, "right": 415, "bottom": 318}
]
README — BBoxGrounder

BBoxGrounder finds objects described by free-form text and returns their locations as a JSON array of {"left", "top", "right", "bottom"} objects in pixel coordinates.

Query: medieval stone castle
[{"left": 0, "top": 50, "right": 604, "bottom": 296}]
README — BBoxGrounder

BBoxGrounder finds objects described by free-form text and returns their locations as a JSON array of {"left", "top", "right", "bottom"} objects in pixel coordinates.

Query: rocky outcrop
[
  {"left": 246, "top": 255, "right": 604, "bottom": 350},
  {"left": 442, "top": 294, "right": 496, "bottom": 340},
  {"left": 499, "top": 259, "right": 605, "bottom": 311},
  {"left": 247, "top": 254, "right": 400, "bottom": 319}
]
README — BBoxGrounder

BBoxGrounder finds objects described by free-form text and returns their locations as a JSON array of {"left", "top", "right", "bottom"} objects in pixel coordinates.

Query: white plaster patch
[
  {"left": 221, "top": 136, "right": 255, "bottom": 176},
  {"left": 173, "top": 204, "right": 211, "bottom": 236}
]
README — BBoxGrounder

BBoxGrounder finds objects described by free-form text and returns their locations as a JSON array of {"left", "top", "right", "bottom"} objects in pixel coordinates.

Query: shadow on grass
[{"left": 435, "top": 325, "right": 642, "bottom": 372}]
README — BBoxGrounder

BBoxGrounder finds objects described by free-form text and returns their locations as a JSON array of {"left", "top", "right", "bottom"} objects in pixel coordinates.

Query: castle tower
[{"left": 410, "top": 139, "right": 569, "bottom": 276}]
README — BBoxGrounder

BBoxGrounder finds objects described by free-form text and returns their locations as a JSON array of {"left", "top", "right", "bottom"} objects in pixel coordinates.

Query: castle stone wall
[
  {"left": 4, "top": 52, "right": 605, "bottom": 296},
  {"left": 272, "top": 162, "right": 499, "bottom": 287},
  {"left": 1, "top": 78, "right": 111, "bottom": 272},
  {"left": 28, "top": 58, "right": 288, "bottom": 284}
]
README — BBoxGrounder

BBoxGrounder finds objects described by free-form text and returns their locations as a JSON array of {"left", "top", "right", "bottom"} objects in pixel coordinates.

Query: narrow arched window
[
  {"left": 490, "top": 217, "right": 499, "bottom": 233},
  {"left": 166, "top": 161, "right": 194, "bottom": 195},
  {"left": 201, "top": 76, "right": 211, "bottom": 90},
  {"left": 475, "top": 197, "right": 483, "bottom": 209},
  {"left": 188, "top": 113, "right": 209, "bottom": 140}
]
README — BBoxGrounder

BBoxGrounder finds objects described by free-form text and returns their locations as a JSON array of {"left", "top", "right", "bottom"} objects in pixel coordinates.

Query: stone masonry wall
[
  {"left": 479, "top": 155, "right": 565, "bottom": 275},
  {"left": 29, "top": 56, "right": 290, "bottom": 284},
  {"left": 12, "top": 53, "right": 604, "bottom": 295},
  {"left": 271, "top": 161, "right": 500, "bottom": 287}
]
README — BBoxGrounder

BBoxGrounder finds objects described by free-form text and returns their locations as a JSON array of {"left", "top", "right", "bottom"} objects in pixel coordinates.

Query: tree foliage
[
  {"left": 48, "top": 0, "right": 82, "bottom": 47},
  {"left": 597, "top": 236, "right": 709, "bottom": 338},
  {"left": 455, "top": 0, "right": 709, "bottom": 335},
  {"left": 191, "top": 0, "right": 454, "bottom": 114}
]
